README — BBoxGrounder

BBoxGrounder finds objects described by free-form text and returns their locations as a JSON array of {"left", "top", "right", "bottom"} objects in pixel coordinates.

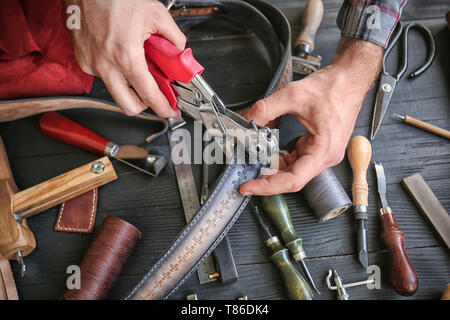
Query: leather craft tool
[
  {"left": 0, "top": 253, "right": 18, "bottom": 300},
  {"left": 259, "top": 194, "right": 319, "bottom": 294},
  {"left": 370, "top": 21, "right": 435, "bottom": 140},
  {"left": 253, "top": 204, "right": 314, "bottom": 300},
  {"left": 325, "top": 269, "right": 375, "bottom": 300},
  {"left": 402, "top": 173, "right": 450, "bottom": 250},
  {"left": 374, "top": 162, "right": 418, "bottom": 296},
  {"left": 292, "top": 0, "right": 323, "bottom": 76},
  {"left": 63, "top": 216, "right": 141, "bottom": 300},
  {"left": 347, "top": 136, "right": 372, "bottom": 268},
  {"left": 393, "top": 113, "right": 450, "bottom": 140},
  {"left": 40, "top": 112, "right": 168, "bottom": 177},
  {"left": 144, "top": 35, "right": 282, "bottom": 166},
  {"left": 0, "top": 135, "right": 117, "bottom": 276}
]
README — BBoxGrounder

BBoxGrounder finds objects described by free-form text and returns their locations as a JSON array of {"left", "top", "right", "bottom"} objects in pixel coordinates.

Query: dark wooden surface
[{"left": 1, "top": 0, "right": 449, "bottom": 300}]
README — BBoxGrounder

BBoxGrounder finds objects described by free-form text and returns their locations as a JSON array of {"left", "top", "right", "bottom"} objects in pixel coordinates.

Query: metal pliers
[
  {"left": 144, "top": 35, "right": 281, "bottom": 166},
  {"left": 370, "top": 21, "right": 436, "bottom": 140}
]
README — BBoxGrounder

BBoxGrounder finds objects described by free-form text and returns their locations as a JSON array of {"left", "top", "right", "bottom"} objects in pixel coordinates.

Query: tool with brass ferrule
[
  {"left": 374, "top": 162, "right": 418, "bottom": 296},
  {"left": 259, "top": 195, "right": 320, "bottom": 294},
  {"left": 292, "top": 0, "right": 323, "bottom": 75},
  {"left": 347, "top": 136, "right": 372, "bottom": 268},
  {"left": 253, "top": 204, "right": 314, "bottom": 300}
]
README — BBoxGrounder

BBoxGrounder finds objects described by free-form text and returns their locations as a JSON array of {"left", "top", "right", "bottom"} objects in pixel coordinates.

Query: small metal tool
[
  {"left": 186, "top": 293, "right": 198, "bottom": 300},
  {"left": 393, "top": 113, "right": 450, "bottom": 140},
  {"left": 326, "top": 269, "right": 375, "bottom": 300},
  {"left": 253, "top": 204, "right": 314, "bottom": 300},
  {"left": 371, "top": 21, "right": 435, "bottom": 140}
]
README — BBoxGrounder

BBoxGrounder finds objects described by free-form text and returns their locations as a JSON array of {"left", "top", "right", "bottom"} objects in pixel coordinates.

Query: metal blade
[
  {"left": 371, "top": 74, "right": 397, "bottom": 140},
  {"left": 356, "top": 220, "right": 368, "bottom": 268},
  {"left": 374, "top": 162, "right": 389, "bottom": 208}
]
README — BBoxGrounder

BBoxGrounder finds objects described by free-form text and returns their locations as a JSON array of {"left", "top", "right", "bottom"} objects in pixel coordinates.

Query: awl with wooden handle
[
  {"left": 292, "top": 0, "right": 323, "bottom": 75},
  {"left": 40, "top": 112, "right": 168, "bottom": 177},
  {"left": 347, "top": 136, "right": 372, "bottom": 268},
  {"left": 374, "top": 162, "right": 418, "bottom": 296}
]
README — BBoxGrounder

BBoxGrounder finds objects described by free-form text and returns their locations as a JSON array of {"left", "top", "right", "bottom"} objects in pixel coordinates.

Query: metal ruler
[{"left": 167, "top": 117, "right": 217, "bottom": 284}]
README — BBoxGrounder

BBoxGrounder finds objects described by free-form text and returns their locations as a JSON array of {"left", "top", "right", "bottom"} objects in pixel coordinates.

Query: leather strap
[
  {"left": 55, "top": 188, "right": 98, "bottom": 234},
  {"left": 0, "top": 253, "right": 18, "bottom": 300}
]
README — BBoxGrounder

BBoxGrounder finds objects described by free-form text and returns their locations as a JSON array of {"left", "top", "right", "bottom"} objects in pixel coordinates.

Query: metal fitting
[{"left": 91, "top": 161, "right": 105, "bottom": 174}]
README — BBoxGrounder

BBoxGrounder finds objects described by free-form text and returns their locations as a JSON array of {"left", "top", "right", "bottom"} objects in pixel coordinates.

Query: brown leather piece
[
  {"left": 170, "top": 6, "right": 221, "bottom": 18},
  {"left": 55, "top": 188, "right": 98, "bottom": 234},
  {"left": 0, "top": 253, "right": 18, "bottom": 300}
]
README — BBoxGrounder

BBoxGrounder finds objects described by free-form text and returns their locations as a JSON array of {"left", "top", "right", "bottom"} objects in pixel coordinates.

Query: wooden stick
[
  {"left": 13, "top": 157, "right": 117, "bottom": 218},
  {"left": 394, "top": 114, "right": 450, "bottom": 140}
]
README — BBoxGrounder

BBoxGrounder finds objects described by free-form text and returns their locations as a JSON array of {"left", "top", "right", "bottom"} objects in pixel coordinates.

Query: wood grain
[
  {"left": 347, "top": 136, "right": 372, "bottom": 206},
  {"left": 13, "top": 157, "right": 118, "bottom": 218}
]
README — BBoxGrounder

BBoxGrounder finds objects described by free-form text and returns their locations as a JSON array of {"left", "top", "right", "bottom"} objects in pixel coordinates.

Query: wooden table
[{"left": 1, "top": 0, "right": 449, "bottom": 300}]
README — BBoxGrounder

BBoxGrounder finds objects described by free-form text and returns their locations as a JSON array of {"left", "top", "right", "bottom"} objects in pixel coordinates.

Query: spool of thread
[
  {"left": 302, "top": 168, "right": 352, "bottom": 222},
  {"left": 63, "top": 216, "right": 141, "bottom": 300}
]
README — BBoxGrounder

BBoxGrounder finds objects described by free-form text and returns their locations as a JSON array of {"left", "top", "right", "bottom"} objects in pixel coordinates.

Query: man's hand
[
  {"left": 239, "top": 37, "right": 383, "bottom": 196},
  {"left": 66, "top": 0, "right": 185, "bottom": 117}
]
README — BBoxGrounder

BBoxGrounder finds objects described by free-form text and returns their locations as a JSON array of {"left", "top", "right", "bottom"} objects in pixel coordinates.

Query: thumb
[{"left": 243, "top": 83, "right": 300, "bottom": 126}]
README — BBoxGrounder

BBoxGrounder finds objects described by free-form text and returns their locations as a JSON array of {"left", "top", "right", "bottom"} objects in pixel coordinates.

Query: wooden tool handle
[
  {"left": 13, "top": 157, "right": 117, "bottom": 218},
  {"left": 347, "top": 136, "right": 372, "bottom": 206},
  {"left": 441, "top": 284, "right": 450, "bottom": 300},
  {"left": 404, "top": 115, "right": 450, "bottom": 140},
  {"left": 295, "top": 0, "right": 324, "bottom": 52},
  {"left": 379, "top": 211, "right": 418, "bottom": 296},
  {"left": 40, "top": 112, "right": 111, "bottom": 155}
]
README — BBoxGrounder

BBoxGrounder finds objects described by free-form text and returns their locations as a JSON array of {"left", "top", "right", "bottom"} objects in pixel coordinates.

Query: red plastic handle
[
  {"left": 144, "top": 35, "right": 204, "bottom": 109},
  {"left": 39, "top": 112, "right": 110, "bottom": 155}
]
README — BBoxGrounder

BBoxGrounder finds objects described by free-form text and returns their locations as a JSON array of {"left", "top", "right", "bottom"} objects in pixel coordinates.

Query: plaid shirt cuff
[{"left": 337, "top": 0, "right": 407, "bottom": 48}]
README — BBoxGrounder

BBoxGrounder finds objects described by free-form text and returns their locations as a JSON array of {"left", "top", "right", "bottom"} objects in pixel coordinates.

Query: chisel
[
  {"left": 374, "top": 162, "right": 418, "bottom": 296},
  {"left": 347, "top": 136, "right": 372, "bottom": 268},
  {"left": 259, "top": 195, "right": 320, "bottom": 294},
  {"left": 253, "top": 204, "right": 314, "bottom": 300}
]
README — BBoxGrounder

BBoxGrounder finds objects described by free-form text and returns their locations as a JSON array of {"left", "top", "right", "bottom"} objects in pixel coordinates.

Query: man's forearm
[{"left": 331, "top": 37, "right": 383, "bottom": 101}]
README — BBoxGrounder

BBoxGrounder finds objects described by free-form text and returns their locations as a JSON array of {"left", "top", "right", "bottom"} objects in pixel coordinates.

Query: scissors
[
  {"left": 143, "top": 35, "right": 281, "bottom": 166},
  {"left": 370, "top": 21, "right": 435, "bottom": 140}
]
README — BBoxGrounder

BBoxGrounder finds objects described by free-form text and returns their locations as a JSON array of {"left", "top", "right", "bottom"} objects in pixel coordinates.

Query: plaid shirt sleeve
[{"left": 337, "top": 0, "right": 407, "bottom": 48}]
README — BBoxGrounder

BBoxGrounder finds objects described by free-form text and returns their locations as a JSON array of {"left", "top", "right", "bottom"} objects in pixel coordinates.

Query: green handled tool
[
  {"left": 253, "top": 204, "right": 314, "bottom": 300},
  {"left": 259, "top": 195, "right": 320, "bottom": 294}
]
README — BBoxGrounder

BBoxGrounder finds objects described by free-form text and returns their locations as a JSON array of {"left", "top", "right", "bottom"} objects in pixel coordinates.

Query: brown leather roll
[{"left": 63, "top": 216, "right": 141, "bottom": 300}]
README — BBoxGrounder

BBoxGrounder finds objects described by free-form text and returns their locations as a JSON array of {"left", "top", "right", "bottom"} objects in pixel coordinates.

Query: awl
[
  {"left": 347, "top": 136, "right": 372, "bottom": 268},
  {"left": 40, "top": 112, "right": 168, "bottom": 177},
  {"left": 259, "top": 195, "right": 320, "bottom": 294},
  {"left": 374, "top": 162, "right": 418, "bottom": 296}
]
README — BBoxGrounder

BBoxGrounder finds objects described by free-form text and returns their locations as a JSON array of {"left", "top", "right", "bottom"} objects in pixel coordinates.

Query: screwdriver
[
  {"left": 347, "top": 136, "right": 372, "bottom": 268},
  {"left": 253, "top": 204, "right": 314, "bottom": 300},
  {"left": 259, "top": 195, "right": 320, "bottom": 294}
]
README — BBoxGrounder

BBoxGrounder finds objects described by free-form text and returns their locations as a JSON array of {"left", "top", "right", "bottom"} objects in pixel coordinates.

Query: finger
[
  {"left": 124, "top": 52, "right": 180, "bottom": 118},
  {"left": 103, "top": 69, "right": 149, "bottom": 116},
  {"left": 239, "top": 153, "right": 325, "bottom": 196},
  {"left": 243, "top": 84, "right": 303, "bottom": 126},
  {"left": 155, "top": 9, "right": 186, "bottom": 50}
]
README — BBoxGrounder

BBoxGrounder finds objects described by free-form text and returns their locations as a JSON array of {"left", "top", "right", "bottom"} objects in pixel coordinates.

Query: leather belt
[{"left": 0, "top": 0, "right": 292, "bottom": 300}]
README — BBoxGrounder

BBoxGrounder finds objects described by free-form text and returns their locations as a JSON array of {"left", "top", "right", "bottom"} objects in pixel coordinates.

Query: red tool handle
[
  {"left": 379, "top": 212, "right": 419, "bottom": 296},
  {"left": 40, "top": 112, "right": 111, "bottom": 155},
  {"left": 144, "top": 35, "right": 204, "bottom": 109}
]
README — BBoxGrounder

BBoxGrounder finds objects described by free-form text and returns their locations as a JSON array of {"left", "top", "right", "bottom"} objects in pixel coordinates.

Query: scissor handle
[
  {"left": 382, "top": 21, "right": 435, "bottom": 81},
  {"left": 144, "top": 35, "right": 204, "bottom": 109}
]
